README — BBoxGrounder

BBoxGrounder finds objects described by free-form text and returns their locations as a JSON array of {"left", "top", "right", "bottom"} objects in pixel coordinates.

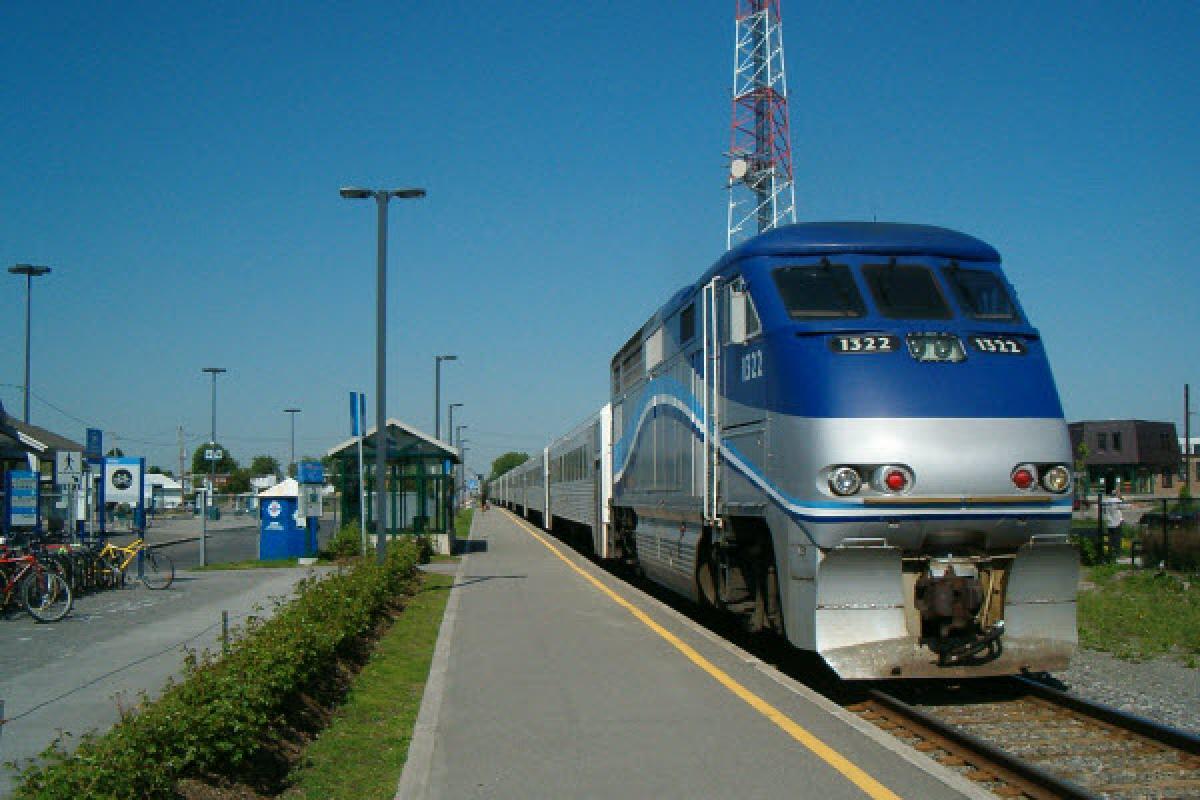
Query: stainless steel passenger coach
[{"left": 495, "top": 222, "right": 1077, "bottom": 680}]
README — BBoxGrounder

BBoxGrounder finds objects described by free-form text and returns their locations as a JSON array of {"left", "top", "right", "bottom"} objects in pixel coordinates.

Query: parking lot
[{"left": 0, "top": 516, "right": 336, "bottom": 798}]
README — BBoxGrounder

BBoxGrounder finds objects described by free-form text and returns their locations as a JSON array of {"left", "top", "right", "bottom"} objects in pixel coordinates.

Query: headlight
[
  {"left": 829, "top": 466, "right": 862, "bottom": 496},
  {"left": 1041, "top": 465, "right": 1071, "bottom": 493},
  {"left": 906, "top": 333, "right": 966, "bottom": 363}
]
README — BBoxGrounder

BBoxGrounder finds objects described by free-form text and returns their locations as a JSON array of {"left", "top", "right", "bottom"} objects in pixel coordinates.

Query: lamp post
[
  {"left": 447, "top": 403, "right": 463, "bottom": 448},
  {"left": 284, "top": 408, "right": 301, "bottom": 474},
  {"left": 200, "top": 366, "right": 226, "bottom": 567},
  {"left": 340, "top": 185, "right": 426, "bottom": 563},
  {"left": 8, "top": 264, "right": 52, "bottom": 424},
  {"left": 455, "top": 425, "right": 468, "bottom": 508},
  {"left": 434, "top": 354, "right": 457, "bottom": 441}
]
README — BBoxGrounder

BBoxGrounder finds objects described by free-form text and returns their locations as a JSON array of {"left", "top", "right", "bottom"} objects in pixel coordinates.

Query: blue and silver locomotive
[{"left": 499, "top": 222, "right": 1077, "bottom": 680}]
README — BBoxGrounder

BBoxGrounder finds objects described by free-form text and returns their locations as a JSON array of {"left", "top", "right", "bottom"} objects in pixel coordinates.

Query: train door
[{"left": 720, "top": 276, "right": 767, "bottom": 506}]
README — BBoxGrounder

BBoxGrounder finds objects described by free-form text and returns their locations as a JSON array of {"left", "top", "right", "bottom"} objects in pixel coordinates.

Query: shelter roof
[
  {"left": 259, "top": 477, "right": 300, "bottom": 498},
  {"left": 326, "top": 418, "right": 460, "bottom": 464},
  {"left": 0, "top": 405, "right": 83, "bottom": 459}
]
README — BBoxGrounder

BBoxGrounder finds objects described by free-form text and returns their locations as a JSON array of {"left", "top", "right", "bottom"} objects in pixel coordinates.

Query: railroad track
[{"left": 846, "top": 676, "right": 1200, "bottom": 799}]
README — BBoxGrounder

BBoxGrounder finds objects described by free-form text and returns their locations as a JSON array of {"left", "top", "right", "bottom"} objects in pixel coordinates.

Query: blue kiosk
[{"left": 259, "top": 479, "right": 309, "bottom": 559}]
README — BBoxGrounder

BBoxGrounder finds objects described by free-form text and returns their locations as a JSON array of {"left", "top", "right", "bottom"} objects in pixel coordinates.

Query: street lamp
[
  {"left": 340, "top": 185, "right": 426, "bottom": 564},
  {"left": 8, "top": 264, "right": 52, "bottom": 424},
  {"left": 434, "top": 354, "right": 457, "bottom": 440},
  {"left": 457, "top": 434, "right": 470, "bottom": 506},
  {"left": 200, "top": 366, "right": 227, "bottom": 567},
  {"left": 447, "top": 403, "right": 463, "bottom": 447},
  {"left": 284, "top": 408, "right": 301, "bottom": 473}
]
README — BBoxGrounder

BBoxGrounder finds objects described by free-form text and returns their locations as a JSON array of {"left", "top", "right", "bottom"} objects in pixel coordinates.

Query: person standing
[{"left": 1102, "top": 492, "right": 1124, "bottom": 562}]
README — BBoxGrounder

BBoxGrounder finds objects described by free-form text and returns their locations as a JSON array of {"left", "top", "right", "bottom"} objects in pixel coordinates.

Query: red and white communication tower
[{"left": 726, "top": 0, "right": 796, "bottom": 249}]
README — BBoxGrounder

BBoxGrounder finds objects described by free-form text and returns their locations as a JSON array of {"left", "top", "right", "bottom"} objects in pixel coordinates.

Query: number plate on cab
[
  {"left": 829, "top": 334, "right": 900, "bottom": 354},
  {"left": 969, "top": 336, "right": 1027, "bottom": 355}
]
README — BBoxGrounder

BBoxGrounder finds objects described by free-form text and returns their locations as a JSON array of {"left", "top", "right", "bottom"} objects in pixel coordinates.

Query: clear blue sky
[{"left": 3, "top": 1, "right": 1198, "bottom": 477}]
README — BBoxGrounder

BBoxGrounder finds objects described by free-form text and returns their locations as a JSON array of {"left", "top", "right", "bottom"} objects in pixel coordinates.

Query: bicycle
[
  {"left": 0, "top": 546, "right": 74, "bottom": 622},
  {"left": 95, "top": 538, "right": 175, "bottom": 590}
]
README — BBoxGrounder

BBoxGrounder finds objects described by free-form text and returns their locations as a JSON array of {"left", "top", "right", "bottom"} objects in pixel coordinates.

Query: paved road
[
  {"left": 399, "top": 510, "right": 990, "bottom": 800},
  {"left": 110, "top": 513, "right": 337, "bottom": 569},
  {"left": 0, "top": 565, "right": 332, "bottom": 798}
]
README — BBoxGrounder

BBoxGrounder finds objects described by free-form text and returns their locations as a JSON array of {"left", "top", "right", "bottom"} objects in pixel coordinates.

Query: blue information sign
[
  {"left": 5, "top": 470, "right": 40, "bottom": 530},
  {"left": 297, "top": 461, "right": 324, "bottom": 485},
  {"left": 85, "top": 427, "right": 103, "bottom": 459}
]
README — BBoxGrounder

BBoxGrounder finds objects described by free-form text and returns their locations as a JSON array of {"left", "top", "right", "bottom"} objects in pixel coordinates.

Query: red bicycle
[{"left": 0, "top": 544, "right": 74, "bottom": 623}]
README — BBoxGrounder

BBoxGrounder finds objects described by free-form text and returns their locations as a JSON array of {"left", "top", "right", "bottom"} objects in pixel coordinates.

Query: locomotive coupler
[{"left": 915, "top": 557, "right": 1004, "bottom": 665}]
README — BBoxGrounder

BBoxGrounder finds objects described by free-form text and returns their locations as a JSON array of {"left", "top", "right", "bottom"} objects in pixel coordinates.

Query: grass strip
[
  {"left": 1078, "top": 565, "right": 1200, "bottom": 665},
  {"left": 285, "top": 571, "right": 454, "bottom": 799}
]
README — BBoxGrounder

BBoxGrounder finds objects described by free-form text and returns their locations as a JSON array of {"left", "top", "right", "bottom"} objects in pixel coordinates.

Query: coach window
[
  {"left": 772, "top": 262, "right": 866, "bottom": 318},
  {"left": 862, "top": 263, "right": 953, "bottom": 320},
  {"left": 943, "top": 265, "right": 1019, "bottom": 321},
  {"left": 620, "top": 345, "right": 643, "bottom": 391},
  {"left": 680, "top": 302, "right": 696, "bottom": 343},
  {"left": 646, "top": 326, "right": 664, "bottom": 371}
]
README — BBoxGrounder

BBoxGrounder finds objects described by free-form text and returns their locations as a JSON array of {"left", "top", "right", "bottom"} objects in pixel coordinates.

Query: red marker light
[
  {"left": 1012, "top": 468, "right": 1034, "bottom": 489},
  {"left": 885, "top": 470, "right": 908, "bottom": 491}
]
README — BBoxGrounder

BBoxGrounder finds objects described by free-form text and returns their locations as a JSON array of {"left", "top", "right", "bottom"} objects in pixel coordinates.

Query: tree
[
  {"left": 191, "top": 442, "right": 238, "bottom": 475},
  {"left": 250, "top": 455, "right": 280, "bottom": 478},
  {"left": 147, "top": 465, "right": 173, "bottom": 476},
  {"left": 106, "top": 448, "right": 125, "bottom": 458},
  {"left": 490, "top": 451, "right": 529, "bottom": 479},
  {"left": 225, "top": 467, "right": 253, "bottom": 494}
]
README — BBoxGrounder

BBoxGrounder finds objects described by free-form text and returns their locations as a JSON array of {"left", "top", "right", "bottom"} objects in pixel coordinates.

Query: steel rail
[
  {"left": 865, "top": 687, "right": 1100, "bottom": 800},
  {"left": 1013, "top": 674, "right": 1200, "bottom": 755}
]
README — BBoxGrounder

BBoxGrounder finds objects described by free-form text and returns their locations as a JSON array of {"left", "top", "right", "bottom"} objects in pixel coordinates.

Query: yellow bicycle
[{"left": 96, "top": 538, "right": 175, "bottom": 590}]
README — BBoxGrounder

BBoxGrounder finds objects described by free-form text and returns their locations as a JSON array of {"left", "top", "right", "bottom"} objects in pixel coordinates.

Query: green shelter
[{"left": 326, "top": 418, "right": 460, "bottom": 549}]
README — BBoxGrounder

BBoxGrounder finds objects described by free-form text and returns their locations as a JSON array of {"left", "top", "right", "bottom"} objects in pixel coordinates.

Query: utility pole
[{"left": 1186, "top": 383, "right": 1192, "bottom": 501}]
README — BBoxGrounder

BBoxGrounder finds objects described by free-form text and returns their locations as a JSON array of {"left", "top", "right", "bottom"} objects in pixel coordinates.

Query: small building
[
  {"left": 1, "top": 404, "right": 86, "bottom": 533},
  {"left": 326, "top": 418, "right": 460, "bottom": 554},
  {"left": 1068, "top": 420, "right": 1180, "bottom": 497},
  {"left": 145, "top": 472, "right": 183, "bottom": 509}
]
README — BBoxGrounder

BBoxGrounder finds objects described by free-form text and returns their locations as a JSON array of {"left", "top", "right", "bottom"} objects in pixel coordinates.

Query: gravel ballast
[{"left": 1050, "top": 648, "right": 1200, "bottom": 735}]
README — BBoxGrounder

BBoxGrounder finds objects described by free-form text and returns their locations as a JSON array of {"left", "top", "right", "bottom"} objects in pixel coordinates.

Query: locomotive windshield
[
  {"left": 862, "top": 264, "right": 953, "bottom": 320},
  {"left": 944, "top": 266, "right": 1020, "bottom": 321},
  {"left": 772, "top": 263, "right": 866, "bottom": 318}
]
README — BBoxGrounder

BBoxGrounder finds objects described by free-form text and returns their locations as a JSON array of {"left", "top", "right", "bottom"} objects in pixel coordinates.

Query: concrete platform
[{"left": 398, "top": 510, "right": 992, "bottom": 800}]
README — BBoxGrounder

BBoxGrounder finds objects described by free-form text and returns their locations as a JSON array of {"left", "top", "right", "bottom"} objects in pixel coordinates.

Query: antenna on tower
[{"left": 726, "top": 0, "right": 796, "bottom": 250}]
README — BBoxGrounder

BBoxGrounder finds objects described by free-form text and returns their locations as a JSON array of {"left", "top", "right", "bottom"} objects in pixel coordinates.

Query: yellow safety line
[{"left": 509, "top": 513, "right": 902, "bottom": 800}]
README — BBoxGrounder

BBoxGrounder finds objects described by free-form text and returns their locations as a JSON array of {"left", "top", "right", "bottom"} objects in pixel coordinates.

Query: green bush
[
  {"left": 14, "top": 540, "right": 421, "bottom": 799},
  {"left": 322, "top": 522, "right": 363, "bottom": 560},
  {"left": 1070, "top": 529, "right": 1105, "bottom": 566}
]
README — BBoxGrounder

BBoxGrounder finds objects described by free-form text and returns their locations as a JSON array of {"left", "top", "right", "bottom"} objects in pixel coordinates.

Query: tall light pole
[
  {"left": 447, "top": 403, "right": 463, "bottom": 448},
  {"left": 455, "top": 424, "right": 468, "bottom": 508},
  {"left": 8, "top": 264, "right": 52, "bottom": 424},
  {"left": 284, "top": 408, "right": 301, "bottom": 474},
  {"left": 200, "top": 366, "right": 226, "bottom": 567},
  {"left": 434, "top": 354, "right": 457, "bottom": 440},
  {"left": 340, "top": 185, "right": 426, "bottom": 563}
]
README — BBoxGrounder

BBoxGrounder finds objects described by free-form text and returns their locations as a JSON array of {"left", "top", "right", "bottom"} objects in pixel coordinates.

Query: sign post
[{"left": 351, "top": 392, "right": 368, "bottom": 556}]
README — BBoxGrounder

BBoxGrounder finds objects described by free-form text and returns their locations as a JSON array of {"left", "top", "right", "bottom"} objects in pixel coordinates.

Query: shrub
[
  {"left": 1139, "top": 525, "right": 1200, "bottom": 573},
  {"left": 1070, "top": 529, "right": 1105, "bottom": 566},
  {"left": 14, "top": 540, "right": 421, "bottom": 799},
  {"left": 322, "top": 522, "right": 363, "bottom": 560}
]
